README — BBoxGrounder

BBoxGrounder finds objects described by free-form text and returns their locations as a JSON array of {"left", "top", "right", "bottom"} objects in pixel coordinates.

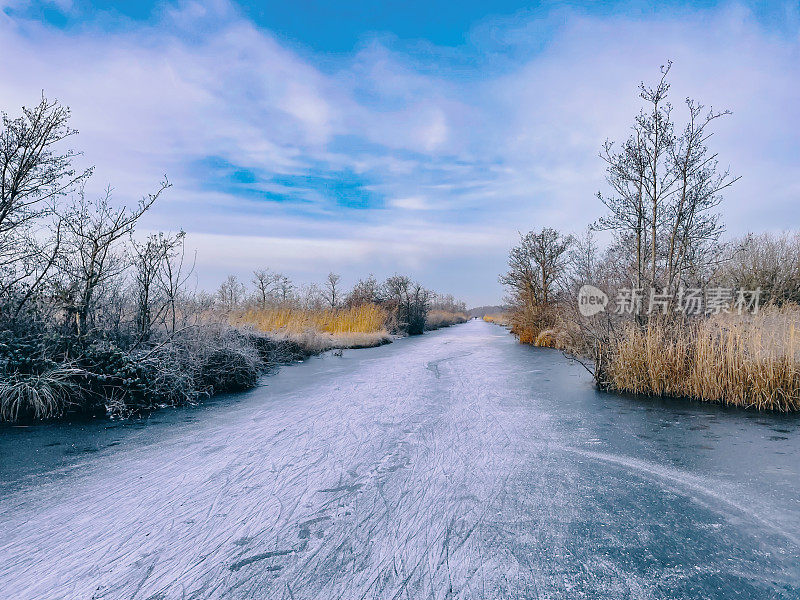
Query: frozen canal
[{"left": 1, "top": 319, "right": 799, "bottom": 599}]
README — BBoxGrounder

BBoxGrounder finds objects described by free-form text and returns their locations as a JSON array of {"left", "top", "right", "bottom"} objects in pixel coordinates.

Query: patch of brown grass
[
  {"left": 483, "top": 313, "right": 509, "bottom": 326},
  {"left": 232, "top": 303, "right": 391, "bottom": 349},
  {"left": 507, "top": 304, "right": 574, "bottom": 349},
  {"left": 534, "top": 328, "right": 570, "bottom": 349},
  {"left": 425, "top": 310, "right": 468, "bottom": 330},
  {"left": 604, "top": 306, "right": 800, "bottom": 411}
]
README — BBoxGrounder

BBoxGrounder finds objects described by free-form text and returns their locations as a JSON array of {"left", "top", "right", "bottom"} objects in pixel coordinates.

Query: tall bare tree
[
  {"left": 595, "top": 62, "right": 737, "bottom": 304},
  {"left": 0, "top": 96, "right": 92, "bottom": 304},
  {"left": 158, "top": 231, "right": 194, "bottom": 333},
  {"left": 596, "top": 63, "right": 675, "bottom": 290},
  {"left": 664, "top": 99, "right": 738, "bottom": 294},
  {"left": 131, "top": 230, "right": 186, "bottom": 340},
  {"left": 324, "top": 272, "right": 341, "bottom": 309}
]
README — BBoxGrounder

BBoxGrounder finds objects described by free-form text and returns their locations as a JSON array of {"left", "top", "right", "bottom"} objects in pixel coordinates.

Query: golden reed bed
[
  {"left": 231, "top": 304, "right": 392, "bottom": 350},
  {"left": 603, "top": 307, "right": 800, "bottom": 411}
]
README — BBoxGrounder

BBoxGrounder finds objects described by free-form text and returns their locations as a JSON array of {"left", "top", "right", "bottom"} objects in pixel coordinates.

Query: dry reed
[
  {"left": 482, "top": 313, "right": 508, "bottom": 325},
  {"left": 506, "top": 304, "right": 574, "bottom": 349},
  {"left": 425, "top": 310, "right": 468, "bottom": 330},
  {"left": 604, "top": 306, "right": 800, "bottom": 411},
  {"left": 232, "top": 304, "right": 391, "bottom": 350}
]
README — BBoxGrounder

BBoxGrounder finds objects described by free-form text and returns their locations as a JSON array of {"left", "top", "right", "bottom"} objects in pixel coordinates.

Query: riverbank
[
  {"left": 0, "top": 315, "right": 470, "bottom": 423},
  {"left": 0, "top": 326, "right": 316, "bottom": 423},
  {"left": 490, "top": 305, "right": 800, "bottom": 412}
]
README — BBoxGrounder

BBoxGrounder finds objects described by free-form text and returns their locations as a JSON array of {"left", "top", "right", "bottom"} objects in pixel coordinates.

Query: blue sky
[{"left": 1, "top": 0, "right": 799, "bottom": 305}]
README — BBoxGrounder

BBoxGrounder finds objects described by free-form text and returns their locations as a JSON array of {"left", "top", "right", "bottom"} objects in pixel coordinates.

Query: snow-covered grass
[{"left": 0, "top": 367, "right": 80, "bottom": 421}]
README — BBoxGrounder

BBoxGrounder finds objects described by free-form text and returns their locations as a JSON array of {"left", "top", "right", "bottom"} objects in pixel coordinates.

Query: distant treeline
[
  {"left": 214, "top": 270, "right": 467, "bottom": 336},
  {"left": 467, "top": 305, "right": 507, "bottom": 318}
]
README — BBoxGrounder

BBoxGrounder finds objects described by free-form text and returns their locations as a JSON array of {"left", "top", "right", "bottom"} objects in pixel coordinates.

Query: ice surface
[{"left": 1, "top": 320, "right": 799, "bottom": 599}]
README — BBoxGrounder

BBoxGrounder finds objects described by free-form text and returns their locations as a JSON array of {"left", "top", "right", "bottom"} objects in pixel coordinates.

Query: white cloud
[
  {"left": 390, "top": 196, "right": 430, "bottom": 210},
  {"left": 0, "top": 1, "right": 798, "bottom": 305}
]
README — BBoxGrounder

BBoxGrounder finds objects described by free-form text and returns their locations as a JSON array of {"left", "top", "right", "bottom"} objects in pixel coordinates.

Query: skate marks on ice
[{"left": 1, "top": 320, "right": 799, "bottom": 599}]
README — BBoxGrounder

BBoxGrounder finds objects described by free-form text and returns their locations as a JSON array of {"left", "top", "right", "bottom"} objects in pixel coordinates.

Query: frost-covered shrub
[
  {"left": 76, "top": 341, "right": 198, "bottom": 417},
  {"left": 248, "top": 334, "right": 310, "bottom": 363},
  {"left": 0, "top": 331, "right": 51, "bottom": 376},
  {"left": 198, "top": 346, "right": 260, "bottom": 394}
]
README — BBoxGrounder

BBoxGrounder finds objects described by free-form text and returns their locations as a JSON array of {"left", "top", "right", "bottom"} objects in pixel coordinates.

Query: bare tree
[
  {"left": 595, "top": 62, "right": 737, "bottom": 304},
  {"left": 6, "top": 219, "right": 63, "bottom": 321},
  {"left": 429, "top": 293, "right": 466, "bottom": 313},
  {"left": 596, "top": 132, "right": 649, "bottom": 291},
  {"left": 252, "top": 269, "right": 277, "bottom": 308},
  {"left": 345, "top": 274, "right": 380, "bottom": 307},
  {"left": 158, "top": 232, "right": 194, "bottom": 333},
  {"left": 276, "top": 274, "right": 293, "bottom": 304},
  {"left": 131, "top": 230, "right": 186, "bottom": 340},
  {"left": 719, "top": 232, "right": 800, "bottom": 305},
  {"left": 0, "top": 95, "right": 92, "bottom": 303},
  {"left": 408, "top": 283, "right": 430, "bottom": 334},
  {"left": 500, "top": 235, "right": 538, "bottom": 309},
  {"left": 569, "top": 227, "right": 601, "bottom": 286},
  {"left": 217, "top": 274, "right": 245, "bottom": 310},
  {"left": 300, "top": 283, "right": 325, "bottom": 311},
  {"left": 324, "top": 272, "right": 341, "bottom": 309},
  {"left": 596, "top": 63, "right": 675, "bottom": 290},
  {"left": 500, "top": 228, "right": 574, "bottom": 307},
  {"left": 59, "top": 180, "right": 170, "bottom": 338},
  {"left": 383, "top": 275, "right": 429, "bottom": 334},
  {"left": 639, "top": 62, "right": 677, "bottom": 287},
  {"left": 664, "top": 99, "right": 738, "bottom": 295}
]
